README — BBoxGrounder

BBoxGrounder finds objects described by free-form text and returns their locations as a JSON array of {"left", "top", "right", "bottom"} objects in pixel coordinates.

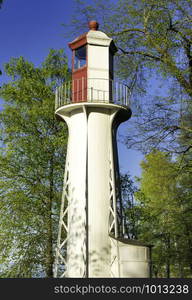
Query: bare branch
[
  {"left": 174, "top": 145, "right": 192, "bottom": 154},
  {"left": 113, "top": 28, "right": 145, "bottom": 36},
  {"left": 118, "top": 47, "right": 161, "bottom": 61}
]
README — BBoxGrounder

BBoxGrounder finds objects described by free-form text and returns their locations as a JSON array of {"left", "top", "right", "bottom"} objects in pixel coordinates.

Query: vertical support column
[
  {"left": 53, "top": 150, "right": 70, "bottom": 278},
  {"left": 87, "top": 107, "right": 121, "bottom": 277},
  {"left": 54, "top": 107, "right": 88, "bottom": 278},
  {"left": 108, "top": 110, "right": 121, "bottom": 277},
  {"left": 66, "top": 108, "right": 88, "bottom": 277},
  {"left": 87, "top": 107, "right": 111, "bottom": 277}
]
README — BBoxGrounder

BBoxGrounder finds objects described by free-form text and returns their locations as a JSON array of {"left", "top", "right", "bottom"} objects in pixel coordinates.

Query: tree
[
  {"left": 120, "top": 173, "right": 141, "bottom": 239},
  {"left": 0, "top": 0, "right": 4, "bottom": 9},
  {"left": 0, "top": 49, "right": 70, "bottom": 277},
  {"left": 71, "top": 0, "right": 192, "bottom": 156},
  {"left": 136, "top": 150, "right": 192, "bottom": 277}
]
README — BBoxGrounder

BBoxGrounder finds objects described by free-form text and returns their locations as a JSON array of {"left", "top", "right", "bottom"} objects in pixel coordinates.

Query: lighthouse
[{"left": 54, "top": 21, "right": 151, "bottom": 278}]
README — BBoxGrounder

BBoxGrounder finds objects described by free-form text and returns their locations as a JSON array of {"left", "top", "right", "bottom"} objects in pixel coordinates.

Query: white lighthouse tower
[{"left": 54, "top": 21, "right": 151, "bottom": 278}]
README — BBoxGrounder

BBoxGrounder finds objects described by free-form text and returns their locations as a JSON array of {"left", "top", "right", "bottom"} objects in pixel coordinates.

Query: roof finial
[{"left": 88, "top": 20, "right": 99, "bottom": 31}]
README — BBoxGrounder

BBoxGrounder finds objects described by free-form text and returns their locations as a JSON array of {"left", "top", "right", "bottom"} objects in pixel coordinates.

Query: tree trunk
[
  {"left": 166, "top": 235, "right": 171, "bottom": 278},
  {"left": 45, "top": 155, "right": 54, "bottom": 277},
  {"left": 179, "top": 262, "right": 184, "bottom": 278},
  {"left": 166, "top": 261, "right": 170, "bottom": 278}
]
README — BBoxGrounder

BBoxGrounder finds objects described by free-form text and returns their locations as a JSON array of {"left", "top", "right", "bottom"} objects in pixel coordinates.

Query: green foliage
[
  {"left": 120, "top": 173, "right": 141, "bottom": 239},
  {"left": 0, "top": 49, "right": 70, "bottom": 277},
  {"left": 135, "top": 150, "right": 192, "bottom": 278}
]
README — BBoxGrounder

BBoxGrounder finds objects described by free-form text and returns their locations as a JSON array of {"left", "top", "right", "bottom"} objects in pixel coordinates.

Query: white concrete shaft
[
  {"left": 56, "top": 103, "right": 130, "bottom": 277},
  {"left": 87, "top": 108, "right": 113, "bottom": 277},
  {"left": 64, "top": 108, "right": 87, "bottom": 277}
]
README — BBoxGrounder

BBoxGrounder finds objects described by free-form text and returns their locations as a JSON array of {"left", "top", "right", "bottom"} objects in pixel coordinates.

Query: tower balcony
[{"left": 55, "top": 78, "right": 131, "bottom": 110}]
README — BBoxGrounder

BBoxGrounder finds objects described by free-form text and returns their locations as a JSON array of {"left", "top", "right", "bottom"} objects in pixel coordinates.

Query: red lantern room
[{"left": 68, "top": 21, "right": 117, "bottom": 103}]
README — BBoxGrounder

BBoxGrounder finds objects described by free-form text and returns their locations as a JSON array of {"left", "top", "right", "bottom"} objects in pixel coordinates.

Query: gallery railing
[{"left": 55, "top": 78, "right": 131, "bottom": 110}]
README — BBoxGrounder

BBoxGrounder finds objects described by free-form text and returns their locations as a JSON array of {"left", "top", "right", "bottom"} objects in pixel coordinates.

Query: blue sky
[
  {"left": 0, "top": 0, "right": 143, "bottom": 178},
  {"left": 0, "top": 0, "right": 74, "bottom": 77}
]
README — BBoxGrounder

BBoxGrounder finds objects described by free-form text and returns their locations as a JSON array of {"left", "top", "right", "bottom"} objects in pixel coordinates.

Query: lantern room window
[{"left": 74, "top": 45, "right": 86, "bottom": 69}]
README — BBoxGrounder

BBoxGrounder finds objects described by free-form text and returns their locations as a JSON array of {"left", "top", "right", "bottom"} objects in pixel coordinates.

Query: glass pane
[{"left": 74, "top": 46, "right": 86, "bottom": 69}]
